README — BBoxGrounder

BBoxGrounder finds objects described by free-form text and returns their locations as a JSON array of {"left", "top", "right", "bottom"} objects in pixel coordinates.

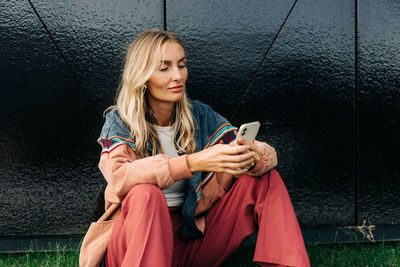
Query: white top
[{"left": 153, "top": 124, "right": 186, "bottom": 207}]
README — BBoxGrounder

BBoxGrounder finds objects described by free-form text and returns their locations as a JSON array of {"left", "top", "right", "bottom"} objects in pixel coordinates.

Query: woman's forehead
[{"left": 159, "top": 41, "right": 186, "bottom": 62}]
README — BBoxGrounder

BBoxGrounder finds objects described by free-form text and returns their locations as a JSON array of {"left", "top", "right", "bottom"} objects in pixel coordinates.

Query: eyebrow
[{"left": 160, "top": 57, "right": 186, "bottom": 64}]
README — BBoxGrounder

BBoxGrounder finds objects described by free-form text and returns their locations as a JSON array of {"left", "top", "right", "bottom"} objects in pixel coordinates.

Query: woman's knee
[
  {"left": 266, "top": 169, "right": 292, "bottom": 202},
  {"left": 252, "top": 169, "right": 288, "bottom": 195},
  {"left": 268, "top": 169, "right": 286, "bottom": 188},
  {"left": 123, "top": 184, "right": 166, "bottom": 208}
]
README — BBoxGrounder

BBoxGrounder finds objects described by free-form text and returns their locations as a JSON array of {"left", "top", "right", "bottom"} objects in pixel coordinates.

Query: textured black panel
[
  {"left": 359, "top": 0, "right": 400, "bottom": 225},
  {"left": 232, "top": 0, "right": 356, "bottom": 226},
  {"left": 167, "top": 0, "right": 295, "bottom": 116},
  {"left": 0, "top": 0, "right": 164, "bottom": 236},
  {"left": 0, "top": 2, "right": 103, "bottom": 235},
  {"left": 30, "top": 0, "right": 164, "bottom": 114},
  {"left": 1, "top": 0, "right": 398, "bottom": 244}
]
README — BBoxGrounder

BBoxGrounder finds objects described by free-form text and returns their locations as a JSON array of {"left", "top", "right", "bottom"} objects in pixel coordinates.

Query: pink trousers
[{"left": 105, "top": 170, "right": 310, "bottom": 267}]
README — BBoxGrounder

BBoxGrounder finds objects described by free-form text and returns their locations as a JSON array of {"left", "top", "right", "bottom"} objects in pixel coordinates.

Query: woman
[{"left": 81, "top": 30, "right": 310, "bottom": 267}]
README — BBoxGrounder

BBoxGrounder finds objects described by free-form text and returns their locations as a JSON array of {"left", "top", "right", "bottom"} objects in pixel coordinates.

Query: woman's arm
[
  {"left": 186, "top": 143, "right": 257, "bottom": 175},
  {"left": 99, "top": 144, "right": 193, "bottom": 198},
  {"left": 186, "top": 138, "right": 277, "bottom": 177}
]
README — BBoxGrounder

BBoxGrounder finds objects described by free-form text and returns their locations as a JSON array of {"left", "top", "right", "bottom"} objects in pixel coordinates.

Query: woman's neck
[{"left": 149, "top": 101, "right": 175, "bottom": 126}]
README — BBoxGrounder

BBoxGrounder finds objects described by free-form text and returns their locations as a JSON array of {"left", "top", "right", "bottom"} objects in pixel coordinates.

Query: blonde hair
[{"left": 106, "top": 30, "right": 196, "bottom": 158}]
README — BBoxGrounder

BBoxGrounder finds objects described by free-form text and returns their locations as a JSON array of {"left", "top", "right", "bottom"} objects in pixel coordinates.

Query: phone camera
[{"left": 243, "top": 128, "right": 247, "bottom": 135}]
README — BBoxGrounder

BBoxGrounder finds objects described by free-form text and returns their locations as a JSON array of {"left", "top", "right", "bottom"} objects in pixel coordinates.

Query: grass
[
  {"left": 0, "top": 250, "right": 78, "bottom": 267},
  {"left": 224, "top": 242, "right": 400, "bottom": 266},
  {"left": 307, "top": 242, "right": 400, "bottom": 267},
  {"left": 0, "top": 242, "right": 399, "bottom": 266}
]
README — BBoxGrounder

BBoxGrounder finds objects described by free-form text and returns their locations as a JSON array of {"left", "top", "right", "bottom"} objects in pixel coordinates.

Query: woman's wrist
[{"left": 186, "top": 152, "right": 201, "bottom": 173}]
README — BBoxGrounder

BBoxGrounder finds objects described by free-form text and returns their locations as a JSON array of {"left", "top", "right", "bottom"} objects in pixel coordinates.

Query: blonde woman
[{"left": 81, "top": 30, "right": 310, "bottom": 267}]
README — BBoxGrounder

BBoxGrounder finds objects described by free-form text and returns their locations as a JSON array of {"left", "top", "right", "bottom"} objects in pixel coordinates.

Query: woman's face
[{"left": 146, "top": 41, "right": 188, "bottom": 107}]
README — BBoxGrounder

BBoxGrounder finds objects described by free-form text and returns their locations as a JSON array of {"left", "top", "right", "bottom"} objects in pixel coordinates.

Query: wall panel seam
[
  {"left": 26, "top": 0, "right": 103, "bottom": 123},
  {"left": 230, "top": 0, "right": 299, "bottom": 122},
  {"left": 164, "top": 0, "right": 167, "bottom": 30},
  {"left": 354, "top": 0, "right": 360, "bottom": 226}
]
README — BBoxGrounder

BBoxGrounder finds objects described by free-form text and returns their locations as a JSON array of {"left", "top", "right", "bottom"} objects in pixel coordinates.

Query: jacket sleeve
[
  {"left": 99, "top": 143, "right": 193, "bottom": 200},
  {"left": 97, "top": 108, "right": 193, "bottom": 200}
]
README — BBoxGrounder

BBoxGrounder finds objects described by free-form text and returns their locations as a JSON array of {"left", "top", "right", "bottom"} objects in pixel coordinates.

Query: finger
[
  {"left": 237, "top": 137, "right": 251, "bottom": 146},
  {"left": 223, "top": 167, "right": 248, "bottom": 176},
  {"left": 223, "top": 144, "right": 250, "bottom": 155},
  {"left": 242, "top": 163, "right": 254, "bottom": 171},
  {"left": 225, "top": 157, "right": 255, "bottom": 169},
  {"left": 249, "top": 152, "right": 259, "bottom": 163},
  {"left": 242, "top": 161, "right": 257, "bottom": 169},
  {"left": 238, "top": 157, "right": 255, "bottom": 168},
  {"left": 224, "top": 152, "right": 255, "bottom": 162},
  {"left": 247, "top": 145, "right": 261, "bottom": 162},
  {"left": 253, "top": 153, "right": 260, "bottom": 162},
  {"left": 248, "top": 143, "right": 262, "bottom": 155},
  {"left": 240, "top": 163, "right": 255, "bottom": 171}
]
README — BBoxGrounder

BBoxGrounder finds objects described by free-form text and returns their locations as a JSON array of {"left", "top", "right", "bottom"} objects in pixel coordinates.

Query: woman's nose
[{"left": 171, "top": 66, "right": 182, "bottom": 81}]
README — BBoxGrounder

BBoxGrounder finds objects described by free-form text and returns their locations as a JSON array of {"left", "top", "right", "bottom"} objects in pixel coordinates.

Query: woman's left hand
[
  {"left": 235, "top": 137, "right": 277, "bottom": 171},
  {"left": 234, "top": 137, "right": 262, "bottom": 169}
]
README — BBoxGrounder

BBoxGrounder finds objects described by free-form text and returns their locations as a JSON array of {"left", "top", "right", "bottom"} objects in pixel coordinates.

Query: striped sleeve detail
[
  {"left": 97, "top": 136, "right": 136, "bottom": 154},
  {"left": 203, "top": 124, "right": 237, "bottom": 149},
  {"left": 195, "top": 172, "right": 214, "bottom": 200},
  {"left": 195, "top": 172, "right": 216, "bottom": 200}
]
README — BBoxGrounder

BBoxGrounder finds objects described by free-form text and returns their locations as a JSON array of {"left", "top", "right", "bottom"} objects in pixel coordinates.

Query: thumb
[{"left": 237, "top": 137, "right": 250, "bottom": 146}]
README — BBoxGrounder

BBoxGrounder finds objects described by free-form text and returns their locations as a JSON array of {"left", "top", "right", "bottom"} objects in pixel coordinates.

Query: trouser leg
[
  {"left": 105, "top": 184, "right": 173, "bottom": 267},
  {"left": 175, "top": 170, "right": 310, "bottom": 267},
  {"left": 253, "top": 170, "right": 310, "bottom": 267}
]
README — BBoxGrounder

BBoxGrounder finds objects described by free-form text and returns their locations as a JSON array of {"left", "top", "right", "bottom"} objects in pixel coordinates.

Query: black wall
[{"left": 1, "top": 0, "right": 399, "bottom": 247}]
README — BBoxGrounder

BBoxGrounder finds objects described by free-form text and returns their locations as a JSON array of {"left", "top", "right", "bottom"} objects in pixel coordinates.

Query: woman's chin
[{"left": 169, "top": 92, "right": 185, "bottom": 102}]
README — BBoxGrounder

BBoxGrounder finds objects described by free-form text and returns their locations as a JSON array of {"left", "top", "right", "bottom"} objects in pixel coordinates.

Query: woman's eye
[
  {"left": 178, "top": 65, "right": 186, "bottom": 69},
  {"left": 160, "top": 67, "right": 168, "bottom": 71}
]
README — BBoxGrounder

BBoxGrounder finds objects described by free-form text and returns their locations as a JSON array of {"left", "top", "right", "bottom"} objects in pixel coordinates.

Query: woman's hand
[
  {"left": 235, "top": 137, "right": 262, "bottom": 169},
  {"left": 262, "top": 142, "right": 278, "bottom": 171},
  {"left": 236, "top": 137, "right": 278, "bottom": 172},
  {"left": 186, "top": 144, "right": 256, "bottom": 175}
]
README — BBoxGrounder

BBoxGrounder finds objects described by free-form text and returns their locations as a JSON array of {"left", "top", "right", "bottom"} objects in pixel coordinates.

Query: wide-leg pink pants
[{"left": 105, "top": 170, "right": 310, "bottom": 267}]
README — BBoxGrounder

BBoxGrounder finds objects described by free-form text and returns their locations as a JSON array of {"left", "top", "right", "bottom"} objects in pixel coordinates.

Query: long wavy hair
[{"left": 106, "top": 30, "right": 196, "bottom": 158}]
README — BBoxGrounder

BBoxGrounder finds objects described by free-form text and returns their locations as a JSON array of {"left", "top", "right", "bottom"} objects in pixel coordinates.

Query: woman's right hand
[{"left": 186, "top": 144, "right": 256, "bottom": 175}]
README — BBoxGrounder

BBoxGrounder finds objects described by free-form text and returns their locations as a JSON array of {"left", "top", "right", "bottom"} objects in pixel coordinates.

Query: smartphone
[
  {"left": 236, "top": 121, "right": 260, "bottom": 144},
  {"left": 203, "top": 122, "right": 260, "bottom": 180}
]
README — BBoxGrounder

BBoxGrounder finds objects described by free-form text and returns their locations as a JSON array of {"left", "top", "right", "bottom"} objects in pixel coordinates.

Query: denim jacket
[{"left": 97, "top": 100, "right": 268, "bottom": 238}]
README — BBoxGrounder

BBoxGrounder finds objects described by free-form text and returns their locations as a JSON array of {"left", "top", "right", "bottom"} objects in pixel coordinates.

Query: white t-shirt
[{"left": 153, "top": 124, "right": 186, "bottom": 207}]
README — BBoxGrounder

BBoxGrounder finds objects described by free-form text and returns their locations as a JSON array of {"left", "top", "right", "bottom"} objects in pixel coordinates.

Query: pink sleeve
[{"left": 99, "top": 144, "right": 193, "bottom": 199}]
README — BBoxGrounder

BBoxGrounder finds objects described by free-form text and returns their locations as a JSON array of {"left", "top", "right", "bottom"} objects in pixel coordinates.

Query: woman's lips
[{"left": 168, "top": 85, "right": 184, "bottom": 92}]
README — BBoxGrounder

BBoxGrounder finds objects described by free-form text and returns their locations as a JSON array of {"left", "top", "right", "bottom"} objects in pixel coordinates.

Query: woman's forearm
[{"left": 186, "top": 144, "right": 255, "bottom": 175}]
